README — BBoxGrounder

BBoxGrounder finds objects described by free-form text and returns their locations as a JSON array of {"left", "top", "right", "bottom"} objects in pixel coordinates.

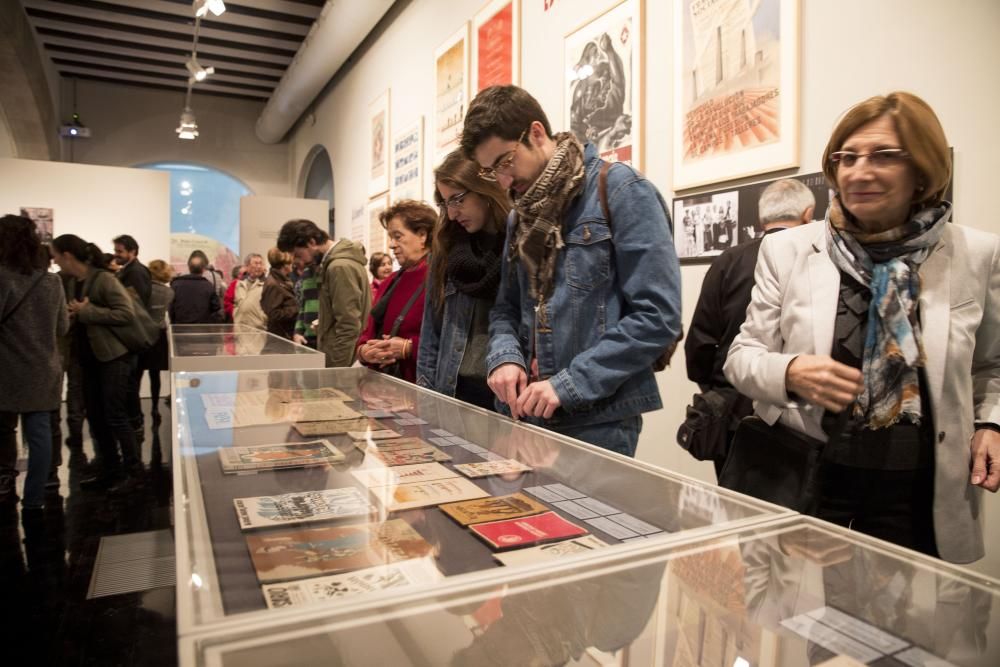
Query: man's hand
[
  {"left": 514, "top": 379, "right": 561, "bottom": 420},
  {"left": 785, "top": 355, "right": 863, "bottom": 412},
  {"left": 487, "top": 363, "right": 527, "bottom": 419},
  {"left": 970, "top": 428, "right": 1000, "bottom": 492},
  {"left": 292, "top": 334, "right": 308, "bottom": 346}
]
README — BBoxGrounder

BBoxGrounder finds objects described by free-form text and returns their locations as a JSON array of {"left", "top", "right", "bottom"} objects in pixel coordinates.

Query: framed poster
[
  {"left": 564, "top": 0, "right": 643, "bottom": 168},
  {"left": 434, "top": 24, "right": 469, "bottom": 161},
  {"left": 672, "top": 0, "right": 800, "bottom": 190},
  {"left": 19, "top": 206, "right": 53, "bottom": 243},
  {"left": 391, "top": 118, "right": 424, "bottom": 203},
  {"left": 368, "top": 90, "right": 391, "bottom": 197},
  {"left": 471, "top": 0, "right": 519, "bottom": 92},
  {"left": 671, "top": 170, "right": 832, "bottom": 264},
  {"left": 367, "top": 193, "right": 390, "bottom": 257},
  {"left": 350, "top": 204, "right": 366, "bottom": 250}
]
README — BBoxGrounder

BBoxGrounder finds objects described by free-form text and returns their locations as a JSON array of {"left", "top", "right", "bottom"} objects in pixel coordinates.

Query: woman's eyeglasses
[
  {"left": 478, "top": 128, "right": 528, "bottom": 181},
  {"left": 442, "top": 191, "right": 470, "bottom": 211},
  {"left": 829, "top": 148, "right": 910, "bottom": 169}
]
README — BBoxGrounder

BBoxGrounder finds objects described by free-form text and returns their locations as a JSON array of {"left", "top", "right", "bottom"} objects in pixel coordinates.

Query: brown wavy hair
[{"left": 429, "top": 150, "right": 511, "bottom": 312}]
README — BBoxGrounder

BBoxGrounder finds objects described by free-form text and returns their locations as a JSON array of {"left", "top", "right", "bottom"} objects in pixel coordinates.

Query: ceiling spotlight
[
  {"left": 193, "top": 0, "right": 226, "bottom": 17},
  {"left": 185, "top": 56, "right": 215, "bottom": 82},
  {"left": 176, "top": 108, "right": 199, "bottom": 140}
]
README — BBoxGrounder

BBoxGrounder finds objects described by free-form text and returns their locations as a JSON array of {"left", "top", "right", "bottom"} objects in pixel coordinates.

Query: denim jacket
[
  {"left": 487, "top": 142, "right": 683, "bottom": 427},
  {"left": 416, "top": 280, "right": 484, "bottom": 397}
]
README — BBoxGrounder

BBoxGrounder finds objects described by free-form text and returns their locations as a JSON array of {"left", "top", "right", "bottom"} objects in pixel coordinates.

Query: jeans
[
  {"left": 551, "top": 415, "right": 642, "bottom": 458},
  {"left": 82, "top": 353, "right": 141, "bottom": 478},
  {"left": 0, "top": 411, "right": 52, "bottom": 508}
]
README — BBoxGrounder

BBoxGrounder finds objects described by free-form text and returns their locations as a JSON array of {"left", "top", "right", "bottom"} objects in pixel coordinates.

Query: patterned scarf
[
  {"left": 825, "top": 196, "right": 951, "bottom": 428},
  {"left": 509, "top": 132, "right": 586, "bottom": 301}
]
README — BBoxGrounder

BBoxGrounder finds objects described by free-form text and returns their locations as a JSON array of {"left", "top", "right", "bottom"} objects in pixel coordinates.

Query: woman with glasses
[
  {"left": 725, "top": 92, "right": 1000, "bottom": 563},
  {"left": 416, "top": 150, "right": 512, "bottom": 409},
  {"left": 356, "top": 201, "right": 437, "bottom": 383}
]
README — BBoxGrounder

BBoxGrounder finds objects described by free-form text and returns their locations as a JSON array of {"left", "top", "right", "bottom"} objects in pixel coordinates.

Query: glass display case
[
  {"left": 172, "top": 367, "right": 787, "bottom": 641},
  {"left": 169, "top": 330, "right": 325, "bottom": 372},
  {"left": 181, "top": 515, "right": 1000, "bottom": 667}
]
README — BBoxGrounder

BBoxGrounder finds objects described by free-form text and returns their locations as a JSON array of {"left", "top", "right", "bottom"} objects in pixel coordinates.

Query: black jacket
[
  {"left": 117, "top": 259, "right": 152, "bottom": 307},
  {"left": 169, "top": 274, "right": 222, "bottom": 324}
]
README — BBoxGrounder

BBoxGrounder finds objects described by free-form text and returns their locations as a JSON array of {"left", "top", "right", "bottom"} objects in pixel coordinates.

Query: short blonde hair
[
  {"left": 267, "top": 247, "right": 293, "bottom": 269},
  {"left": 822, "top": 92, "right": 951, "bottom": 207},
  {"left": 148, "top": 259, "right": 173, "bottom": 283}
]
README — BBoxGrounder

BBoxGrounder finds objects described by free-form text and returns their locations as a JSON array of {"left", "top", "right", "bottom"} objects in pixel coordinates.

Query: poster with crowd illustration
[{"left": 672, "top": 171, "right": 831, "bottom": 264}]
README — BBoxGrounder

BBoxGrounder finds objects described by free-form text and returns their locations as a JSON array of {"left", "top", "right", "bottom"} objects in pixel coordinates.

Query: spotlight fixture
[
  {"left": 185, "top": 56, "right": 215, "bottom": 82},
  {"left": 176, "top": 108, "right": 199, "bottom": 140},
  {"left": 193, "top": 0, "right": 226, "bottom": 17}
]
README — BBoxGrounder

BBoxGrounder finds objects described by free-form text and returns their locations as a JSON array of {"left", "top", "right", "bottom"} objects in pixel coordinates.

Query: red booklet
[{"left": 470, "top": 511, "right": 588, "bottom": 550}]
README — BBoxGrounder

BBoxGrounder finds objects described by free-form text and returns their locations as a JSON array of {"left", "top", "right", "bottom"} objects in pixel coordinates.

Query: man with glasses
[{"left": 460, "top": 85, "right": 682, "bottom": 457}]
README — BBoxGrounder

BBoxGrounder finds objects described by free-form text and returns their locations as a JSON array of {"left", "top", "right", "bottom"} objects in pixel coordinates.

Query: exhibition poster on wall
[
  {"left": 564, "top": 0, "right": 643, "bottom": 168},
  {"left": 367, "top": 194, "right": 390, "bottom": 257},
  {"left": 672, "top": 0, "right": 799, "bottom": 190},
  {"left": 434, "top": 24, "right": 469, "bottom": 161},
  {"left": 19, "top": 206, "right": 53, "bottom": 243},
  {"left": 672, "top": 170, "right": 831, "bottom": 264},
  {"left": 350, "top": 204, "right": 366, "bottom": 251},
  {"left": 368, "top": 90, "right": 391, "bottom": 197},
  {"left": 391, "top": 118, "right": 423, "bottom": 203},
  {"left": 471, "top": 0, "right": 519, "bottom": 92}
]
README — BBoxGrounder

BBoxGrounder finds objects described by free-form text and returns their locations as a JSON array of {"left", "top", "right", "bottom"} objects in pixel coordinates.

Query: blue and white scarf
[{"left": 825, "top": 196, "right": 951, "bottom": 428}]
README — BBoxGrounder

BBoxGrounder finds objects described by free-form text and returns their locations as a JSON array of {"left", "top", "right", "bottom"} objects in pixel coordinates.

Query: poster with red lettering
[
  {"left": 471, "top": 0, "right": 519, "bottom": 92},
  {"left": 672, "top": 0, "right": 800, "bottom": 190}
]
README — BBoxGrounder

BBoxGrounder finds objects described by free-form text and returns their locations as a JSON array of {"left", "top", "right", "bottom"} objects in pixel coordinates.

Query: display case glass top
[
  {"left": 184, "top": 516, "right": 1000, "bottom": 667},
  {"left": 169, "top": 331, "right": 325, "bottom": 372},
  {"left": 173, "top": 367, "right": 783, "bottom": 636}
]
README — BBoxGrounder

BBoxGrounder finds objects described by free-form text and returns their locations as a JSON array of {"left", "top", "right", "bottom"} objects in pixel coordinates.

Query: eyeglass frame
[
  {"left": 828, "top": 148, "right": 911, "bottom": 169},
  {"left": 441, "top": 190, "right": 471, "bottom": 211},
  {"left": 478, "top": 128, "right": 529, "bottom": 181}
]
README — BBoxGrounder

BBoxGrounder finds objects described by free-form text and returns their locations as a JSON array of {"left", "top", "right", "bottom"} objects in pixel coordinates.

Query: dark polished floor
[{"left": 1, "top": 400, "right": 176, "bottom": 666}]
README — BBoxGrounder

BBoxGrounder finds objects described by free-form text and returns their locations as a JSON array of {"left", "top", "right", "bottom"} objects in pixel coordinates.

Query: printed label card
[
  {"left": 261, "top": 557, "right": 441, "bottom": 608},
  {"left": 370, "top": 446, "right": 452, "bottom": 466},
  {"left": 494, "top": 535, "right": 607, "bottom": 567},
  {"left": 218, "top": 439, "right": 344, "bottom": 473},
  {"left": 233, "top": 487, "right": 375, "bottom": 530},
  {"left": 440, "top": 493, "right": 548, "bottom": 526},
  {"left": 470, "top": 511, "right": 588, "bottom": 550},
  {"left": 453, "top": 459, "right": 532, "bottom": 478}
]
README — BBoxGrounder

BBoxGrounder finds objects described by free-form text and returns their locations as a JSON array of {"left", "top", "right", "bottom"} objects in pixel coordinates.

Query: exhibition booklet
[
  {"left": 269, "top": 387, "right": 353, "bottom": 403},
  {"left": 493, "top": 535, "right": 607, "bottom": 567},
  {"left": 452, "top": 459, "right": 533, "bottom": 478},
  {"left": 361, "top": 436, "right": 434, "bottom": 451},
  {"left": 350, "top": 462, "right": 459, "bottom": 488},
  {"left": 369, "top": 445, "right": 452, "bottom": 466},
  {"left": 218, "top": 439, "right": 344, "bottom": 473},
  {"left": 233, "top": 487, "right": 375, "bottom": 530},
  {"left": 246, "top": 519, "right": 432, "bottom": 583},
  {"left": 260, "top": 556, "right": 442, "bottom": 609},
  {"left": 205, "top": 399, "right": 362, "bottom": 430},
  {"left": 369, "top": 477, "right": 490, "bottom": 512},
  {"left": 470, "top": 511, "right": 588, "bottom": 550},
  {"left": 440, "top": 493, "right": 548, "bottom": 526},
  {"left": 292, "top": 417, "right": 381, "bottom": 437}
]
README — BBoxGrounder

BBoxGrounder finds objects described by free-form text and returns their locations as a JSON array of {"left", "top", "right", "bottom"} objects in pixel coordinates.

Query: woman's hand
[
  {"left": 970, "top": 429, "right": 1000, "bottom": 492},
  {"left": 359, "top": 336, "right": 409, "bottom": 368},
  {"left": 67, "top": 297, "right": 88, "bottom": 316},
  {"left": 785, "top": 354, "right": 863, "bottom": 412}
]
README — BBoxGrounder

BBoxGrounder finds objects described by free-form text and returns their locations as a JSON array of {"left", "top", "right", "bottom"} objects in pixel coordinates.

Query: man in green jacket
[{"left": 277, "top": 219, "right": 371, "bottom": 367}]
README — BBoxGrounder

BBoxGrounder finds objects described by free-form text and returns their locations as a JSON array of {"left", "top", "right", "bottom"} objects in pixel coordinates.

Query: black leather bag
[
  {"left": 718, "top": 416, "right": 830, "bottom": 514},
  {"left": 676, "top": 388, "right": 742, "bottom": 461}
]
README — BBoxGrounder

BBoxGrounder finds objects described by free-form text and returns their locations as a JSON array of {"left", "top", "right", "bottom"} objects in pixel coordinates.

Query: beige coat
[
  {"left": 725, "top": 222, "right": 1000, "bottom": 564},
  {"left": 234, "top": 277, "right": 267, "bottom": 330}
]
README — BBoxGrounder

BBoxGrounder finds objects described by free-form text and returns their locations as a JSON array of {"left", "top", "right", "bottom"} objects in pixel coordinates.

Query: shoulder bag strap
[
  {"left": 0, "top": 271, "right": 46, "bottom": 327},
  {"left": 388, "top": 281, "right": 426, "bottom": 337}
]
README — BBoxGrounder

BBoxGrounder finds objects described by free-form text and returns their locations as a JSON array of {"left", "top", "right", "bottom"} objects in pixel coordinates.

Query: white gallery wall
[
  {"left": 0, "top": 157, "right": 170, "bottom": 259},
  {"left": 287, "top": 0, "right": 1000, "bottom": 575},
  {"left": 240, "top": 195, "right": 329, "bottom": 262}
]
